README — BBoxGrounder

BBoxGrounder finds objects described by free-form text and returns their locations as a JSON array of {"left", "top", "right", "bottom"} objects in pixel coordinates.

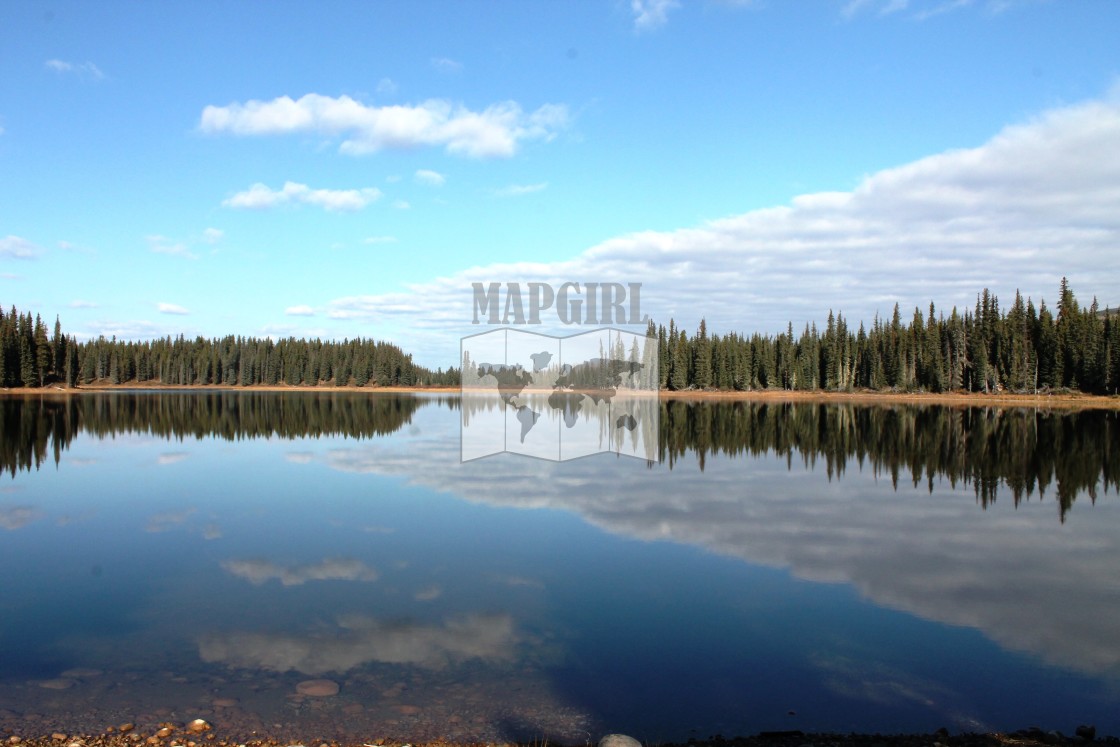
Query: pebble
[
  {"left": 38, "top": 678, "right": 78, "bottom": 690},
  {"left": 185, "top": 720, "right": 211, "bottom": 734},
  {"left": 295, "top": 679, "right": 339, "bottom": 697},
  {"left": 395, "top": 705, "right": 421, "bottom": 716},
  {"left": 155, "top": 728, "right": 173, "bottom": 738},
  {"left": 211, "top": 698, "right": 239, "bottom": 708},
  {"left": 600, "top": 735, "right": 643, "bottom": 747},
  {"left": 119, "top": 725, "right": 135, "bottom": 734},
  {"left": 52, "top": 736, "right": 68, "bottom": 742}
]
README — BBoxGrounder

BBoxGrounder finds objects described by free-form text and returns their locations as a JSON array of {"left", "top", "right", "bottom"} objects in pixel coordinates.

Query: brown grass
[{"left": 3, "top": 383, "right": 1118, "bottom": 410}]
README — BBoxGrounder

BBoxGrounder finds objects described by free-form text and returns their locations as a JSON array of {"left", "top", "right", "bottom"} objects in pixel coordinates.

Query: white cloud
[
  {"left": 285, "top": 305, "right": 315, "bottom": 316},
  {"left": 914, "top": 0, "right": 973, "bottom": 20},
  {"left": 0, "top": 273, "right": 20, "bottom": 280},
  {"left": 72, "top": 319, "right": 176, "bottom": 342},
  {"left": 202, "top": 227, "right": 224, "bottom": 244},
  {"left": 222, "top": 558, "right": 378, "bottom": 586},
  {"left": 156, "top": 452, "right": 190, "bottom": 465},
  {"left": 494, "top": 182, "right": 548, "bottom": 197},
  {"left": 430, "top": 57, "right": 463, "bottom": 74},
  {"left": 376, "top": 77, "right": 398, "bottom": 95},
  {"left": 57, "top": 240, "right": 95, "bottom": 254},
  {"left": 45, "top": 59, "right": 104, "bottom": 79},
  {"left": 414, "top": 169, "right": 446, "bottom": 186},
  {"left": 631, "top": 0, "right": 680, "bottom": 31},
  {"left": 199, "top": 93, "right": 568, "bottom": 159},
  {"left": 147, "top": 235, "right": 197, "bottom": 260},
  {"left": 844, "top": 0, "right": 1018, "bottom": 20},
  {"left": 0, "top": 235, "right": 42, "bottom": 259},
  {"left": 363, "top": 235, "right": 398, "bottom": 245},
  {"left": 392, "top": 199, "right": 411, "bottom": 210},
  {"left": 320, "top": 90, "right": 1120, "bottom": 364},
  {"left": 157, "top": 302, "right": 190, "bottom": 315},
  {"left": 68, "top": 300, "right": 99, "bottom": 309},
  {"left": 223, "top": 181, "right": 382, "bottom": 212}
]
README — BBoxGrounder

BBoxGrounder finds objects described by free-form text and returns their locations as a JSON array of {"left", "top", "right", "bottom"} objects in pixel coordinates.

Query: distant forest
[
  {"left": 651, "top": 278, "right": 1118, "bottom": 395},
  {"left": 0, "top": 314, "right": 460, "bottom": 389},
  {"left": 1, "top": 278, "right": 1117, "bottom": 394}
]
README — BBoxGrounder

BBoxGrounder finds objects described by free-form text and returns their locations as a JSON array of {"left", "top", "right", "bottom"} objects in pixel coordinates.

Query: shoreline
[
  {"left": 2, "top": 727, "right": 1114, "bottom": 747},
  {"left": 2, "top": 383, "right": 1118, "bottom": 409}
]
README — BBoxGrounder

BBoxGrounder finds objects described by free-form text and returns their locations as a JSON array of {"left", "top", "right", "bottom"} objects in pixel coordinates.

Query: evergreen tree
[{"left": 692, "top": 319, "right": 712, "bottom": 389}]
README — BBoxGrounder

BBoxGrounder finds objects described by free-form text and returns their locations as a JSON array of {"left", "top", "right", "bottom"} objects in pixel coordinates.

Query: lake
[{"left": 1, "top": 392, "right": 1118, "bottom": 744}]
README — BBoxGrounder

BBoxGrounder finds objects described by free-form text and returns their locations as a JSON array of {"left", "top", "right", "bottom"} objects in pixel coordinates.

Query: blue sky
[{"left": 2, "top": 0, "right": 1119, "bottom": 367}]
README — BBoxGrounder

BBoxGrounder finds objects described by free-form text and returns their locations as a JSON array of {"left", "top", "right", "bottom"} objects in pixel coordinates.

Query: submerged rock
[
  {"left": 38, "top": 679, "right": 77, "bottom": 690},
  {"left": 600, "top": 735, "right": 642, "bottom": 747},
  {"left": 1076, "top": 725, "right": 1096, "bottom": 742},
  {"left": 295, "top": 679, "right": 339, "bottom": 697}
]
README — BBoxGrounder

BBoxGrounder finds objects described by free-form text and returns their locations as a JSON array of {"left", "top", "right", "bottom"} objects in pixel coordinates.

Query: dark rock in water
[
  {"left": 1076, "top": 725, "right": 1096, "bottom": 742},
  {"left": 296, "top": 679, "right": 339, "bottom": 697},
  {"left": 600, "top": 735, "right": 642, "bottom": 747}
]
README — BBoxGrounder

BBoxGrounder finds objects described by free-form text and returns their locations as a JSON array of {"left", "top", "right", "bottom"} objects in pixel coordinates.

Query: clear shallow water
[{"left": 1, "top": 393, "right": 1118, "bottom": 743}]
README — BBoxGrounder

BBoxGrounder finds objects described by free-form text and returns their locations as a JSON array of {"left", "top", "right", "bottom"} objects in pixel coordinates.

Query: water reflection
[
  {"left": 4, "top": 396, "right": 1116, "bottom": 523},
  {"left": 2, "top": 393, "right": 1119, "bottom": 741},
  {"left": 199, "top": 614, "right": 518, "bottom": 673},
  {"left": 0, "top": 391, "right": 451, "bottom": 477},
  {"left": 658, "top": 401, "right": 1119, "bottom": 520}
]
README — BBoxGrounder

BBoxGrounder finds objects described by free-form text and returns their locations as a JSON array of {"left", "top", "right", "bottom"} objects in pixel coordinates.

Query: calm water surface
[{"left": 1, "top": 393, "right": 1118, "bottom": 743}]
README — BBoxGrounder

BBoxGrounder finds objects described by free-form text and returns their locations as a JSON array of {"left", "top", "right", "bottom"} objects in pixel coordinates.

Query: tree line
[
  {"left": 650, "top": 278, "right": 1119, "bottom": 395},
  {"left": 2, "top": 278, "right": 1116, "bottom": 394},
  {"left": 0, "top": 306, "right": 460, "bottom": 389}
]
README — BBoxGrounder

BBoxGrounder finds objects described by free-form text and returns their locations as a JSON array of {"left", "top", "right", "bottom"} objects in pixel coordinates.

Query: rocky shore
[{"left": 4, "top": 725, "right": 1115, "bottom": 747}]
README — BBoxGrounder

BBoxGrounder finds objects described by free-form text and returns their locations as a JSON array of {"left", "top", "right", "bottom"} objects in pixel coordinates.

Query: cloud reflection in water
[{"left": 198, "top": 613, "right": 517, "bottom": 674}]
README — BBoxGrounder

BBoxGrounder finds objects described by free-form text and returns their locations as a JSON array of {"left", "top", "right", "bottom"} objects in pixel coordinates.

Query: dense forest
[
  {"left": 1, "top": 278, "right": 1116, "bottom": 394},
  {"left": 650, "top": 278, "right": 1119, "bottom": 395},
  {"left": 0, "top": 309, "right": 460, "bottom": 388}
]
